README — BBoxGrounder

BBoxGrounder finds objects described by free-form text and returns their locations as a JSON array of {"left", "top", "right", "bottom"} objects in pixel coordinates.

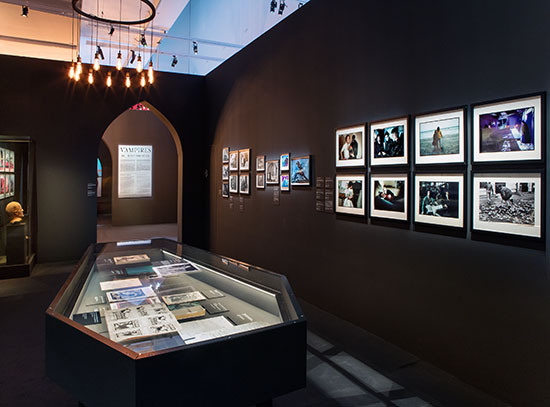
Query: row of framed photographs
[
  {"left": 335, "top": 172, "right": 542, "bottom": 240},
  {"left": 0, "top": 174, "right": 15, "bottom": 199},
  {"left": 0, "top": 149, "right": 15, "bottom": 173},
  {"left": 336, "top": 93, "right": 544, "bottom": 167}
]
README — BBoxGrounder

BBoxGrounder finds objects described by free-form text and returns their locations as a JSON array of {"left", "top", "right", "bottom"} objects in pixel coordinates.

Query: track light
[
  {"left": 116, "top": 51, "right": 123, "bottom": 70},
  {"left": 140, "top": 33, "right": 147, "bottom": 47},
  {"left": 96, "top": 45, "right": 104, "bottom": 60},
  {"left": 130, "top": 50, "right": 136, "bottom": 64},
  {"left": 193, "top": 41, "right": 198, "bottom": 55},
  {"left": 269, "top": 0, "right": 277, "bottom": 12},
  {"left": 21, "top": 5, "right": 28, "bottom": 17},
  {"left": 108, "top": 25, "right": 115, "bottom": 36},
  {"left": 298, "top": 2, "right": 304, "bottom": 7},
  {"left": 278, "top": 0, "right": 285, "bottom": 15},
  {"left": 171, "top": 55, "right": 178, "bottom": 67}
]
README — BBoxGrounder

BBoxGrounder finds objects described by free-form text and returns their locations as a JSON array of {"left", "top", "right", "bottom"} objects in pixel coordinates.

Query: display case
[{"left": 46, "top": 239, "right": 306, "bottom": 407}]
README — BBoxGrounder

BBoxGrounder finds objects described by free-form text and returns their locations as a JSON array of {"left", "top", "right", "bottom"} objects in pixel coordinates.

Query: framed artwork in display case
[
  {"left": 280, "top": 153, "right": 290, "bottom": 172},
  {"left": 256, "top": 155, "right": 265, "bottom": 172},
  {"left": 266, "top": 160, "right": 279, "bottom": 185},
  {"left": 239, "top": 149, "right": 250, "bottom": 171},
  {"left": 222, "top": 183, "right": 229, "bottom": 198},
  {"left": 290, "top": 155, "right": 311, "bottom": 186},
  {"left": 229, "top": 151, "right": 239, "bottom": 171},
  {"left": 239, "top": 173, "right": 250, "bottom": 195},
  {"left": 473, "top": 93, "right": 543, "bottom": 163},
  {"left": 335, "top": 174, "right": 365, "bottom": 216},
  {"left": 414, "top": 173, "right": 465, "bottom": 229},
  {"left": 335, "top": 124, "right": 365, "bottom": 167},
  {"left": 222, "top": 147, "right": 229, "bottom": 164},
  {"left": 229, "top": 174, "right": 238, "bottom": 193},
  {"left": 370, "top": 117, "right": 409, "bottom": 166},
  {"left": 370, "top": 173, "right": 408, "bottom": 221},
  {"left": 0, "top": 149, "right": 5, "bottom": 172},
  {"left": 8, "top": 174, "right": 13, "bottom": 196},
  {"left": 256, "top": 173, "right": 265, "bottom": 189},
  {"left": 222, "top": 164, "right": 229, "bottom": 181},
  {"left": 280, "top": 173, "right": 290, "bottom": 191},
  {"left": 414, "top": 108, "right": 466, "bottom": 165},
  {"left": 472, "top": 172, "right": 542, "bottom": 239}
]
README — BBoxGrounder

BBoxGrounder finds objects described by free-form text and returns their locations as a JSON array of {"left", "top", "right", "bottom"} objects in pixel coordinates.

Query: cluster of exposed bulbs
[{"left": 68, "top": 50, "right": 154, "bottom": 88}]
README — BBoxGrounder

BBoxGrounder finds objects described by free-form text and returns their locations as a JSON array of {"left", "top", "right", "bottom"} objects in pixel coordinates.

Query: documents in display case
[{"left": 46, "top": 239, "right": 306, "bottom": 407}]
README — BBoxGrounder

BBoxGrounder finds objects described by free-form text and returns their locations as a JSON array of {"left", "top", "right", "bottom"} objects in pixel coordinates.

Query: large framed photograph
[
  {"left": 266, "top": 160, "right": 279, "bottom": 185},
  {"left": 222, "top": 147, "right": 229, "bottom": 164},
  {"left": 229, "top": 151, "right": 239, "bottom": 171},
  {"left": 239, "top": 173, "right": 250, "bottom": 194},
  {"left": 256, "top": 155, "right": 265, "bottom": 172},
  {"left": 229, "top": 174, "right": 238, "bottom": 193},
  {"left": 414, "top": 174, "right": 464, "bottom": 228},
  {"left": 290, "top": 155, "right": 311, "bottom": 186},
  {"left": 335, "top": 174, "right": 365, "bottom": 216},
  {"left": 256, "top": 173, "right": 265, "bottom": 189},
  {"left": 336, "top": 124, "right": 365, "bottom": 167},
  {"left": 370, "top": 117, "right": 408, "bottom": 166},
  {"left": 222, "top": 164, "right": 229, "bottom": 181},
  {"left": 473, "top": 94, "right": 543, "bottom": 163},
  {"left": 472, "top": 173, "right": 542, "bottom": 239},
  {"left": 370, "top": 174, "right": 408, "bottom": 221},
  {"left": 239, "top": 149, "right": 250, "bottom": 171},
  {"left": 280, "top": 153, "right": 290, "bottom": 172},
  {"left": 415, "top": 108, "right": 465, "bottom": 165}
]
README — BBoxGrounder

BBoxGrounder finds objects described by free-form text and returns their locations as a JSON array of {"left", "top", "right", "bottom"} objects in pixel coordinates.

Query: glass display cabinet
[{"left": 46, "top": 239, "right": 306, "bottom": 407}]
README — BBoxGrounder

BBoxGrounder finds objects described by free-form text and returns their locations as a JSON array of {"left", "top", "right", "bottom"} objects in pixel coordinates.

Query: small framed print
[
  {"left": 239, "top": 173, "right": 250, "bottom": 194},
  {"left": 414, "top": 174, "right": 464, "bottom": 228},
  {"left": 472, "top": 173, "right": 542, "bottom": 239},
  {"left": 222, "top": 147, "right": 229, "bottom": 164},
  {"left": 9, "top": 151, "right": 14, "bottom": 173},
  {"left": 370, "top": 174, "right": 408, "bottom": 221},
  {"left": 256, "top": 173, "right": 265, "bottom": 189},
  {"left": 229, "top": 151, "right": 239, "bottom": 171},
  {"left": 370, "top": 116, "right": 409, "bottom": 166},
  {"left": 336, "top": 124, "right": 366, "bottom": 167},
  {"left": 281, "top": 173, "right": 290, "bottom": 191},
  {"left": 266, "top": 160, "right": 279, "bottom": 184},
  {"left": 256, "top": 155, "right": 265, "bottom": 172},
  {"left": 222, "top": 182, "right": 229, "bottom": 197},
  {"left": 290, "top": 155, "right": 311, "bottom": 186},
  {"left": 415, "top": 108, "right": 465, "bottom": 165},
  {"left": 280, "top": 153, "right": 290, "bottom": 171},
  {"left": 473, "top": 94, "right": 543, "bottom": 163},
  {"left": 335, "top": 174, "right": 365, "bottom": 216},
  {"left": 229, "top": 174, "right": 238, "bottom": 193},
  {"left": 0, "top": 149, "right": 5, "bottom": 172},
  {"left": 239, "top": 149, "right": 250, "bottom": 171},
  {"left": 222, "top": 164, "right": 229, "bottom": 181}
]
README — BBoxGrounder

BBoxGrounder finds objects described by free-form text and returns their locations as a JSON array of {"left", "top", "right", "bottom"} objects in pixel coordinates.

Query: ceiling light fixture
[
  {"left": 108, "top": 25, "right": 115, "bottom": 36},
  {"left": 140, "top": 33, "right": 147, "bottom": 47},
  {"left": 193, "top": 41, "right": 198, "bottom": 55},
  {"left": 171, "top": 55, "right": 178, "bottom": 67},
  {"left": 130, "top": 50, "right": 136, "bottom": 64},
  {"left": 21, "top": 5, "right": 28, "bottom": 17},
  {"left": 278, "top": 0, "right": 286, "bottom": 15},
  {"left": 269, "top": 0, "right": 277, "bottom": 13}
]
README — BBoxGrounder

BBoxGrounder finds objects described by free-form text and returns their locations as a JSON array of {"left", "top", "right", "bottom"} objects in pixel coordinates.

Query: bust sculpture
[{"left": 5, "top": 201, "right": 24, "bottom": 224}]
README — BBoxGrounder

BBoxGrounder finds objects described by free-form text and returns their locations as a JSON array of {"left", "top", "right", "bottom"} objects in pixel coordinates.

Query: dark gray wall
[
  {"left": 102, "top": 110, "right": 177, "bottom": 226},
  {"left": 206, "top": 0, "right": 550, "bottom": 405}
]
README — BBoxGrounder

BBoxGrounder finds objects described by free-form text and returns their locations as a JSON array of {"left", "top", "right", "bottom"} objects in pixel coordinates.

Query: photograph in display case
[
  {"left": 266, "top": 160, "right": 279, "bottom": 184},
  {"left": 239, "top": 149, "right": 250, "bottom": 171},
  {"left": 336, "top": 124, "right": 365, "bottom": 167},
  {"left": 335, "top": 174, "right": 365, "bottom": 216},
  {"left": 370, "top": 174, "right": 408, "bottom": 221},
  {"left": 229, "top": 151, "right": 239, "bottom": 171},
  {"left": 0, "top": 175, "right": 5, "bottom": 199},
  {"left": 222, "top": 147, "right": 229, "bottom": 164},
  {"left": 290, "top": 155, "right": 311, "bottom": 186},
  {"left": 0, "top": 149, "right": 4, "bottom": 172},
  {"left": 370, "top": 117, "right": 408, "bottom": 166},
  {"left": 256, "top": 155, "right": 265, "bottom": 172},
  {"left": 472, "top": 173, "right": 542, "bottom": 238},
  {"left": 414, "top": 174, "right": 464, "bottom": 228},
  {"left": 473, "top": 94, "right": 542, "bottom": 163},
  {"left": 8, "top": 174, "right": 14, "bottom": 197},
  {"left": 222, "top": 164, "right": 229, "bottom": 181},
  {"left": 222, "top": 183, "right": 229, "bottom": 198},
  {"left": 281, "top": 173, "right": 290, "bottom": 191},
  {"left": 9, "top": 150, "right": 14, "bottom": 172},
  {"left": 256, "top": 173, "right": 265, "bottom": 189},
  {"left": 280, "top": 153, "right": 290, "bottom": 171},
  {"left": 229, "top": 174, "right": 238, "bottom": 193},
  {"left": 415, "top": 108, "right": 465, "bottom": 165},
  {"left": 239, "top": 173, "right": 250, "bottom": 194}
]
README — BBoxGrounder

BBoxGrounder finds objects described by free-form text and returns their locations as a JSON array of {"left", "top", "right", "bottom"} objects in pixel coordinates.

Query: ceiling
[{"left": 0, "top": 0, "right": 311, "bottom": 76}]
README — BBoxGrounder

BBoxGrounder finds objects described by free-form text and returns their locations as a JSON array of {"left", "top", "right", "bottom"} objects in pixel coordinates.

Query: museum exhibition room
[{"left": 1, "top": 0, "right": 549, "bottom": 406}]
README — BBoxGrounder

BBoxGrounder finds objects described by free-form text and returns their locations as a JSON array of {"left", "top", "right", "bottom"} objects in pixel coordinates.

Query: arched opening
[{"left": 96, "top": 102, "right": 182, "bottom": 243}]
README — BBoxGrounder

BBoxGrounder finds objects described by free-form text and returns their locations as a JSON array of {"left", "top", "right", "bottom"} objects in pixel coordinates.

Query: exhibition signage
[{"left": 118, "top": 145, "right": 153, "bottom": 198}]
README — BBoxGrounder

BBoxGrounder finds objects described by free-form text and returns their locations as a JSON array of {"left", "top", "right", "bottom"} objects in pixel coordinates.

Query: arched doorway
[{"left": 96, "top": 102, "right": 182, "bottom": 243}]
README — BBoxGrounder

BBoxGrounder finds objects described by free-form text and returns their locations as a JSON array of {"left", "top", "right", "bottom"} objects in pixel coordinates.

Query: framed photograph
[
  {"left": 370, "top": 174, "right": 408, "bottom": 221},
  {"left": 473, "top": 94, "right": 543, "bottom": 163},
  {"left": 222, "top": 164, "right": 229, "bottom": 181},
  {"left": 0, "top": 175, "right": 5, "bottom": 199},
  {"left": 222, "top": 147, "right": 229, "bottom": 164},
  {"left": 229, "top": 151, "right": 239, "bottom": 171},
  {"left": 239, "top": 149, "right": 250, "bottom": 171},
  {"left": 415, "top": 108, "right": 465, "bottom": 165},
  {"left": 281, "top": 173, "right": 290, "bottom": 191},
  {"left": 256, "top": 173, "right": 265, "bottom": 189},
  {"left": 0, "top": 149, "right": 5, "bottom": 172},
  {"left": 472, "top": 173, "right": 542, "bottom": 238},
  {"left": 290, "top": 155, "right": 311, "bottom": 186},
  {"left": 280, "top": 153, "right": 290, "bottom": 172},
  {"left": 222, "top": 183, "right": 229, "bottom": 198},
  {"left": 239, "top": 173, "right": 250, "bottom": 194},
  {"left": 8, "top": 174, "right": 13, "bottom": 196},
  {"left": 336, "top": 124, "right": 365, "bottom": 167},
  {"left": 370, "top": 117, "right": 408, "bottom": 166},
  {"left": 335, "top": 174, "right": 365, "bottom": 216},
  {"left": 229, "top": 174, "right": 238, "bottom": 193},
  {"left": 256, "top": 155, "right": 265, "bottom": 172},
  {"left": 266, "top": 160, "right": 279, "bottom": 184},
  {"left": 414, "top": 174, "right": 464, "bottom": 228}
]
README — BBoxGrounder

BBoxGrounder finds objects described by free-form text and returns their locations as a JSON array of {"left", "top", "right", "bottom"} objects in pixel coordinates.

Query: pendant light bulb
[
  {"left": 136, "top": 55, "right": 143, "bottom": 73},
  {"left": 147, "top": 61, "right": 154, "bottom": 84},
  {"left": 74, "top": 72, "right": 80, "bottom": 82},
  {"left": 68, "top": 63, "right": 75, "bottom": 79},
  {"left": 106, "top": 72, "right": 112, "bottom": 87},
  {"left": 88, "top": 69, "right": 94, "bottom": 84},
  {"left": 140, "top": 73, "right": 146, "bottom": 87},
  {"left": 125, "top": 72, "right": 131, "bottom": 88},
  {"left": 93, "top": 52, "right": 100, "bottom": 71},
  {"left": 116, "top": 51, "right": 123, "bottom": 70},
  {"left": 76, "top": 55, "right": 82, "bottom": 75}
]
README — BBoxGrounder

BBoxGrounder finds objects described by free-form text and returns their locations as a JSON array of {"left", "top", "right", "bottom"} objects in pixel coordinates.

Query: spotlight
[
  {"left": 278, "top": 0, "right": 285, "bottom": 15},
  {"left": 171, "top": 55, "right": 178, "bottom": 67},
  {"left": 140, "top": 33, "right": 147, "bottom": 47},
  {"left": 108, "top": 25, "right": 115, "bottom": 36},
  {"left": 130, "top": 50, "right": 136, "bottom": 64},
  {"left": 21, "top": 5, "right": 28, "bottom": 17},
  {"left": 298, "top": 2, "right": 304, "bottom": 7},
  {"left": 269, "top": 0, "right": 277, "bottom": 12},
  {"left": 96, "top": 45, "right": 104, "bottom": 60},
  {"left": 193, "top": 41, "right": 198, "bottom": 55}
]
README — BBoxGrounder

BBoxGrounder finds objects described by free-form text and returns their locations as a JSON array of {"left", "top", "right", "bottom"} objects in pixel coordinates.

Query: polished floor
[
  {"left": 0, "top": 262, "right": 509, "bottom": 407},
  {"left": 96, "top": 214, "right": 177, "bottom": 243}
]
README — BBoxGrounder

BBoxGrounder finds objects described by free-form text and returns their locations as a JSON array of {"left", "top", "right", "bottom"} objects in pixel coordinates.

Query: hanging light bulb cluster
[{"left": 68, "top": 0, "right": 157, "bottom": 89}]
